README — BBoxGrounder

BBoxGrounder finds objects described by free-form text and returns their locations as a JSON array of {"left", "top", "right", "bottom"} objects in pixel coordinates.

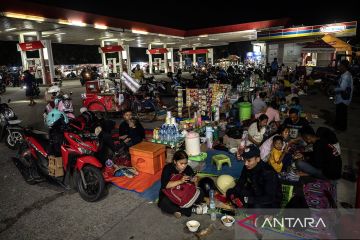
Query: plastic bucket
[{"left": 239, "top": 102, "right": 252, "bottom": 121}]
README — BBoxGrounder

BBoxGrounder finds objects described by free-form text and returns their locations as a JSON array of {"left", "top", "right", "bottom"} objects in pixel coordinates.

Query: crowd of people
[{"left": 157, "top": 59, "right": 354, "bottom": 219}]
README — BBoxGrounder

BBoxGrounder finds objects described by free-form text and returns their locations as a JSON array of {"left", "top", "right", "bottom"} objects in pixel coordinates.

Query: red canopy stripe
[{"left": 179, "top": 49, "right": 209, "bottom": 54}]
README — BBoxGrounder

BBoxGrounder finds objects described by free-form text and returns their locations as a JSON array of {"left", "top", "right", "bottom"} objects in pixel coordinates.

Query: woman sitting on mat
[{"left": 158, "top": 150, "right": 204, "bottom": 218}]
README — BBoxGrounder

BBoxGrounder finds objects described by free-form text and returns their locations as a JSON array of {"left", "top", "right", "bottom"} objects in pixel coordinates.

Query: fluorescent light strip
[
  {"left": 94, "top": 24, "right": 108, "bottom": 30},
  {"left": 69, "top": 20, "right": 86, "bottom": 27},
  {"left": 5, "top": 28, "right": 17, "bottom": 32},
  {"left": 4, "top": 12, "right": 45, "bottom": 22},
  {"left": 85, "top": 38, "right": 95, "bottom": 41},
  {"left": 131, "top": 29, "right": 149, "bottom": 35}
]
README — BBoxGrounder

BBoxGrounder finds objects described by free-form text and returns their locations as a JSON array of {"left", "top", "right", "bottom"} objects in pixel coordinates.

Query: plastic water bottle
[{"left": 209, "top": 189, "right": 216, "bottom": 221}]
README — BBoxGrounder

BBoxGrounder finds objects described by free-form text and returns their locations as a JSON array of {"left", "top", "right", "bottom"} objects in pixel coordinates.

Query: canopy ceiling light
[
  {"left": 4, "top": 12, "right": 45, "bottom": 22},
  {"left": 69, "top": 20, "right": 86, "bottom": 27},
  {"left": 22, "top": 31, "right": 37, "bottom": 36},
  {"left": 5, "top": 28, "right": 17, "bottom": 32},
  {"left": 85, "top": 38, "right": 95, "bottom": 41},
  {"left": 121, "top": 38, "right": 135, "bottom": 41},
  {"left": 94, "top": 24, "right": 108, "bottom": 30},
  {"left": 103, "top": 38, "right": 119, "bottom": 42},
  {"left": 131, "top": 29, "right": 149, "bottom": 35}
]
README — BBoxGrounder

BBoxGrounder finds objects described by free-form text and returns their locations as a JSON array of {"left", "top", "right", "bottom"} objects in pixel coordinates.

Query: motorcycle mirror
[{"left": 7, "top": 99, "right": 11, "bottom": 103}]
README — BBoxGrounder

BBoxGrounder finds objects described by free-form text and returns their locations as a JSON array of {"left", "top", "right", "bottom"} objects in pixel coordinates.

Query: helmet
[
  {"left": 80, "top": 107, "right": 88, "bottom": 114},
  {"left": 48, "top": 85, "right": 60, "bottom": 94},
  {"left": 46, "top": 109, "right": 69, "bottom": 127},
  {"left": 216, "top": 175, "right": 236, "bottom": 195},
  {"left": 54, "top": 97, "right": 61, "bottom": 106}
]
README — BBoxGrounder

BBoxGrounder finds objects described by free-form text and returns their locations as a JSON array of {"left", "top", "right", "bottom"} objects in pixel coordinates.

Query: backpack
[{"left": 162, "top": 174, "right": 200, "bottom": 208}]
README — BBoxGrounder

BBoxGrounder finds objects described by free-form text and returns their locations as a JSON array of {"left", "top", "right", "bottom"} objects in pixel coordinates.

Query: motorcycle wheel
[
  {"left": 6, "top": 130, "right": 23, "bottom": 150},
  {"left": 77, "top": 165, "right": 105, "bottom": 202},
  {"left": 17, "top": 142, "right": 32, "bottom": 168}
]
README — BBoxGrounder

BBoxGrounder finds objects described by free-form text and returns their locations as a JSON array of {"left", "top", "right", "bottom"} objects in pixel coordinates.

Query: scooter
[
  {"left": 0, "top": 98, "right": 23, "bottom": 149},
  {"left": 15, "top": 121, "right": 106, "bottom": 202},
  {"left": 44, "top": 92, "right": 75, "bottom": 124}
]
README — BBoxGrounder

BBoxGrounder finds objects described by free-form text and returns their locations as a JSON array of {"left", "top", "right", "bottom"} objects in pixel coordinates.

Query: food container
[
  {"left": 185, "top": 132, "right": 201, "bottom": 156},
  {"left": 186, "top": 220, "right": 200, "bottom": 232},
  {"left": 221, "top": 215, "right": 235, "bottom": 227}
]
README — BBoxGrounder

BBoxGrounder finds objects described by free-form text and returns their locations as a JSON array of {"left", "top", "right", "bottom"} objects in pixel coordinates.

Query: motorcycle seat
[
  {"left": 31, "top": 130, "right": 50, "bottom": 141},
  {"left": 8, "top": 120, "right": 21, "bottom": 125}
]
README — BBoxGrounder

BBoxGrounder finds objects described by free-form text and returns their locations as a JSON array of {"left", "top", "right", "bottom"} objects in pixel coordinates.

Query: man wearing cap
[{"left": 226, "top": 145, "right": 282, "bottom": 209}]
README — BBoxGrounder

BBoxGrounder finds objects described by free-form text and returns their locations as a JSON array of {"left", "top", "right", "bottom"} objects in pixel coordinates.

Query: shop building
[{"left": 253, "top": 21, "right": 357, "bottom": 67}]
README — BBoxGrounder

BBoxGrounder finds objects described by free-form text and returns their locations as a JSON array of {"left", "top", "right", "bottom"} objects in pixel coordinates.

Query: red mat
[{"left": 106, "top": 170, "right": 162, "bottom": 193}]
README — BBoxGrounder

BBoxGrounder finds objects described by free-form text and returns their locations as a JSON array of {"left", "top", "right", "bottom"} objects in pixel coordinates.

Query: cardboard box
[{"left": 48, "top": 155, "right": 64, "bottom": 177}]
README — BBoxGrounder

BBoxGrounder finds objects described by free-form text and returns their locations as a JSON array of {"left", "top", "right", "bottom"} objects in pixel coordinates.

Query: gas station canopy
[{"left": 0, "top": 0, "right": 288, "bottom": 48}]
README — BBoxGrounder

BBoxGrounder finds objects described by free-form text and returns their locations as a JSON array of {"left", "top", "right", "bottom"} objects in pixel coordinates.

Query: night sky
[{"left": 25, "top": 0, "right": 359, "bottom": 29}]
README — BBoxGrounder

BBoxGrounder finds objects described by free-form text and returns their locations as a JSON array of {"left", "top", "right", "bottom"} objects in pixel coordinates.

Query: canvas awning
[
  {"left": 301, "top": 40, "right": 335, "bottom": 53},
  {"left": 321, "top": 34, "right": 352, "bottom": 52}
]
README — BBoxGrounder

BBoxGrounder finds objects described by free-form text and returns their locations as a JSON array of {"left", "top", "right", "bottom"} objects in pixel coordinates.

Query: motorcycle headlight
[
  {"left": 78, "top": 147, "right": 93, "bottom": 155},
  {"left": 4, "top": 109, "right": 14, "bottom": 119}
]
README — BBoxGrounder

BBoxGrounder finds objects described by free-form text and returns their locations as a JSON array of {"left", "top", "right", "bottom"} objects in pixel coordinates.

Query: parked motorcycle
[
  {"left": 15, "top": 113, "right": 105, "bottom": 202},
  {"left": 80, "top": 67, "right": 99, "bottom": 86},
  {"left": 141, "top": 76, "right": 167, "bottom": 97},
  {"left": 0, "top": 98, "right": 23, "bottom": 149},
  {"left": 44, "top": 92, "right": 75, "bottom": 124}
]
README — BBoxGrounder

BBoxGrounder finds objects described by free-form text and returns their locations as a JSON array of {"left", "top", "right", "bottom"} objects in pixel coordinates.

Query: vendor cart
[{"left": 81, "top": 80, "right": 158, "bottom": 122}]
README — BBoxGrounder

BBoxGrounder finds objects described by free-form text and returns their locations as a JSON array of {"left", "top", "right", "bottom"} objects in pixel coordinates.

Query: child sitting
[
  {"left": 289, "top": 97, "right": 303, "bottom": 114},
  {"left": 268, "top": 136, "right": 288, "bottom": 173}
]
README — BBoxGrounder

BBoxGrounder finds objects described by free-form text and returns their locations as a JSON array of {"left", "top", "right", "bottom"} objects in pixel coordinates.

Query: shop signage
[
  {"left": 320, "top": 25, "right": 346, "bottom": 33},
  {"left": 147, "top": 48, "right": 168, "bottom": 54},
  {"left": 99, "top": 45, "right": 124, "bottom": 53},
  {"left": 17, "top": 41, "right": 45, "bottom": 51},
  {"left": 258, "top": 21, "right": 356, "bottom": 40}
]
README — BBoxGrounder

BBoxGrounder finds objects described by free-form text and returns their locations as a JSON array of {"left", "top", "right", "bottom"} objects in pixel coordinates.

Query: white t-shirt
[{"left": 248, "top": 122, "right": 266, "bottom": 145}]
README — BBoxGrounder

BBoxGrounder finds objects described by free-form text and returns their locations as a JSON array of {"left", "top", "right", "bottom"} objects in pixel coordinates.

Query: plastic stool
[{"left": 211, "top": 154, "right": 231, "bottom": 171}]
